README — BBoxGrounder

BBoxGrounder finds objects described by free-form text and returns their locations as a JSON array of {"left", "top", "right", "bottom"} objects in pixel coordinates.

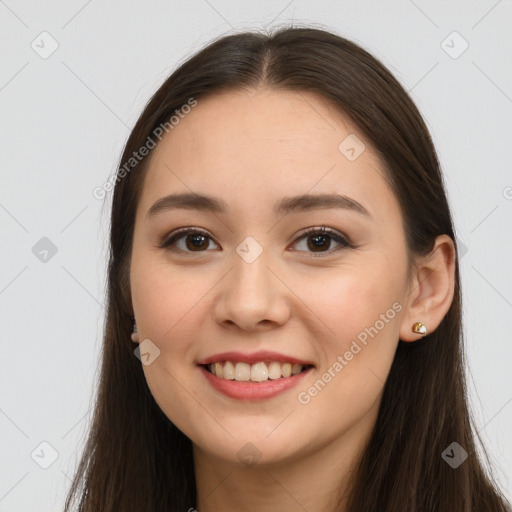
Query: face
[{"left": 129, "top": 88, "right": 411, "bottom": 466}]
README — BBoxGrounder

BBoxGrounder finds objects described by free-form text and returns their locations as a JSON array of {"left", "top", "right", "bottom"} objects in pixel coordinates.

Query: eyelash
[{"left": 158, "top": 225, "right": 355, "bottom": 257}]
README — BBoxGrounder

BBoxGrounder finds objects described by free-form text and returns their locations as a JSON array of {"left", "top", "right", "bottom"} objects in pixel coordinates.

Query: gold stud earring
[{"left": 412, "top": 321, "right": 427, "bottom": 336}]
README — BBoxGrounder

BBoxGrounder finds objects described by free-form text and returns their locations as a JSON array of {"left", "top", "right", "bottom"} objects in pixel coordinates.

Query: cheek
[
  {"left": 302, "top": 263, "right": 405, "bottom": 413},
  {"left": 309, "top": 264, "right": 403, "bottom": 344},
  {"left": 293, "top": 274, "right": 402, "bottom": 430},
  {"left": 131, "top": 258, "right": 208, "bottom": 344},
  {"left": 131, "top": 260, "right": 212, "bottom": 433}
]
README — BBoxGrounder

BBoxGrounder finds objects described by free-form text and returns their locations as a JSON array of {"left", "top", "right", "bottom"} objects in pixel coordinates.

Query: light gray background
[{"left": 0, "top": 1, "right": 511, "bottom": 510}]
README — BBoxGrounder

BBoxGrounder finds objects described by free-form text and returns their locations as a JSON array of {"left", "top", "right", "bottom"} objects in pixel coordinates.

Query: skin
[{"left": 129, "top": 88, "right": 455, "bottom": 512}]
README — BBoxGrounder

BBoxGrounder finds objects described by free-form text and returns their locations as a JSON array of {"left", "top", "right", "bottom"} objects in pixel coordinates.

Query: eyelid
[{"left": 296, "top": 225, "right": 346, "bottom": 240}]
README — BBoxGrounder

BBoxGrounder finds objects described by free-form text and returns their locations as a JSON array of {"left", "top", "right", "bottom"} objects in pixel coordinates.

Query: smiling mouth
[{"left": 201, "top": 361, "right": 314, "bottom": 382}]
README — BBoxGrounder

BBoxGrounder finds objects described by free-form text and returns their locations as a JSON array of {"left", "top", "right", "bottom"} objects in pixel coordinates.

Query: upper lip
[{"left": 197, "top": 350, "right": 315, "bottom": 367}]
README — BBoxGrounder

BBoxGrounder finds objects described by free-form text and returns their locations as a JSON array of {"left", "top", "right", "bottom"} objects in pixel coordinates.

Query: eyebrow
[{"left": 146, "top": 192, "right": 371, "bottom": 219}]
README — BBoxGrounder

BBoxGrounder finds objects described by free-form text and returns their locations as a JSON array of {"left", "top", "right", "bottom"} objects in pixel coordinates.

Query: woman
[{"left": 64, "top": 26, "right": 511, "bottom": 511}]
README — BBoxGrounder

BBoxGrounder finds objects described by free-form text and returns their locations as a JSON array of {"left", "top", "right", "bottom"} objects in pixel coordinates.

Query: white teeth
[
  {"left": 268, "top": 361, "right": 282, "bottom": 380},
  {"left": 251, "top": 362, "right": 268, "bottom": 382},
  {"left": 208, "top": 361, "right": 308, "bottom": 381},
  {"left": 234, "top": 362, "right": 251, "bottom": 381},
  {"left": 214, "top": 362, "right": 224, "bottom": 378},
  {"left": 281, "top": 363, "right": 292, "bottom": 378},
  {"left": 223, "top": 361, "right": 235, "bottom": 380}
]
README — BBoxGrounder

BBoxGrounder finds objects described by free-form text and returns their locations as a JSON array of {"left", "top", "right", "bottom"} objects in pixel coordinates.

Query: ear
[
  {"left": 130, "top": 312, "right": 140, "bottom": 344},
  {"left": 399, "top": 234, "right": 456, "bottom": 341}
]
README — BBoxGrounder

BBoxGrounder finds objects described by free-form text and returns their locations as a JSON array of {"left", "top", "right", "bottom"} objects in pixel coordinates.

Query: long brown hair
[{"left": 63, "top": 25, "right": 511, "bottom": 511}]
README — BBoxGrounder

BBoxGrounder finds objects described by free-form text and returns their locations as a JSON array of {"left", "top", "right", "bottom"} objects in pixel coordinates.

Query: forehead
[{"left": 138, "top": 88, "right": 400, "bottom": 224}]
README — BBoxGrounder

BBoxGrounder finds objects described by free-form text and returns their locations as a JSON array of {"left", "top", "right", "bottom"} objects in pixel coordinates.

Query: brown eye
[
  {"left": 183, "top": 233, "right": 210, "bottom": 251},
  {"left": 291, "top": 226, "right": 352, "bottom": 256},
  {"left": 160, "top": 228, "right": 219, "bottom": 253}
]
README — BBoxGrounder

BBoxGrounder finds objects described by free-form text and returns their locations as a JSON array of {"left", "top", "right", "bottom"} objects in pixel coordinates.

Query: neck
[{"left": 193, "top": 405, "right": 378, "bottom": 512}]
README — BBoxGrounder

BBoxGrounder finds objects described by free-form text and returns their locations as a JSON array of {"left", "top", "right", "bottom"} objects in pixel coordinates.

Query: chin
[{"left": 190, "top": 421, "right": 315, "bottom": 468}]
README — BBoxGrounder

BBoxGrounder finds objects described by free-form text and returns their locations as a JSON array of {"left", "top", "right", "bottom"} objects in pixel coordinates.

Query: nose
[{"left": 213, "top": 248, "right": 291, "bottom": 332}]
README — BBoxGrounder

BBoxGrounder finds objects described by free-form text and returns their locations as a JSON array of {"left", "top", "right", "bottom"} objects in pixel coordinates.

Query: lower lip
[{"left": 199, "top": 366, "right": 313, "bottom": 400}]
